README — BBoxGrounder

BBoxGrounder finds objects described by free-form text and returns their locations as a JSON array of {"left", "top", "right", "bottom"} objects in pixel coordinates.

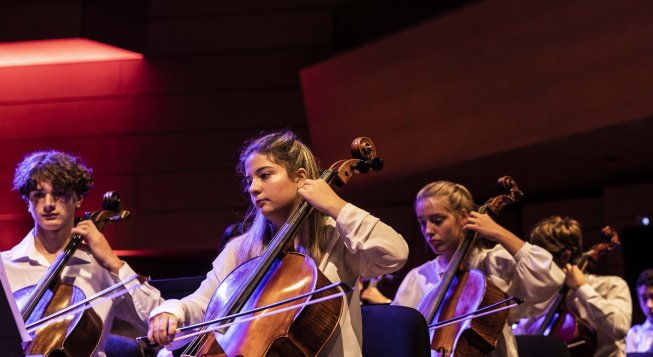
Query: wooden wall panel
[
  {"left": 103, "top": 211, "right": 242, "bottom": 251},
  {"left": 0, "top": 89, "right": 306, "bottom": 140},
  {"left": 0, "top": 1, "right": 81, "bottom": 41},
  {"left": 0, "top": 49, "right": 327, "bottom": 103},
  {"left": 301, "top": 0, "right": 653, "bottom": 183},
  {"left": 148, "top": 0, "right": 353, "bottom": 17},
  {"left": 145, "top": 10, "right": 333, "bottom": 55}
]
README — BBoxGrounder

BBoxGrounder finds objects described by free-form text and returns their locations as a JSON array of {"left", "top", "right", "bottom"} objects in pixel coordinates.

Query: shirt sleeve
[
  {"left": 110, "top": 261, "right": 165, "bottom": 327},
  {"left": 479, "top": 242, "right": 566, "bottom": 321},
  {"left": 571, "top": 276, "right": 632, "bottom": 340},
  {"left": 391, "top": 267, "right": 424, "bottom": 309},
  {"left": 335, "top": 203, "right": 409, "bottom": 279},
  {"left": 626, "top": 326, "right": 638, "bottom": 353},
  {"left": 148, "top": 237, "right": 242, "bottom": 326}
]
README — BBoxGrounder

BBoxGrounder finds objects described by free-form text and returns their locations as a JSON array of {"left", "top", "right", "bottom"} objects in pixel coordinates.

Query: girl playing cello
[
  {"left": 147, "top": 130, "right": 409, "bottom": 356},
  {"left": 392, "top": 180, "right": 564, "bottom": 356}
]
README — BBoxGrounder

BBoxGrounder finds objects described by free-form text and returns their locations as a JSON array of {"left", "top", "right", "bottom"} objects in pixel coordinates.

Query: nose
[
  {"left": 248, "top": 178, "right": 261, "bottom": 195},
  {"left": 647, "top": 298, "right": 653, "bottom": 309},
  {"left": 43, "top": 193, "right": 56, "bottom": 209},
  {"left": 423, "top": 221, "right": 436, "bottom": 236}
]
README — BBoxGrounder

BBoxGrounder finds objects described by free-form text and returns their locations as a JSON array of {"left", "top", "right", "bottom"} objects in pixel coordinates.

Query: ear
[
  {"left": 559, "top": 249, "right": 573, "bottom": 265},
  {"left": 295, "top": 168, "right": 307, "bottom": 187},
  {"left": 75, "top": 196, "right": 83, "bottom": 208}
]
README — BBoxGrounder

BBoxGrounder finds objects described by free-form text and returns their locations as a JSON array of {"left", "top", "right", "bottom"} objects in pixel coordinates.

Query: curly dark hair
[
  {"left": 637, "top": 269, "right": 653, "bottom": 288},
  {"left": 13, "top": 150, "right": 94, "bottom": 199},
  {"left": 529, "top": 215, "right": 583, "bottom": 263}
]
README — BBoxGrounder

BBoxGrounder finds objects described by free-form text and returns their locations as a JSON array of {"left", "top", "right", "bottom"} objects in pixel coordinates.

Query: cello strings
[
  {"left": 428, "top": 297, "right": 523, "bottom": 331},
  {"left": 137, "top": 281, "right": 352, "bottom": 346},
  {"left": 178, "top": 281, "right": 349, "bottom": 333},
  {"left": 26, "top": 274, "right": 140, "bottom": 332},
  {"left": 169, "top": 289, "right": 348, "bottom": 344}
]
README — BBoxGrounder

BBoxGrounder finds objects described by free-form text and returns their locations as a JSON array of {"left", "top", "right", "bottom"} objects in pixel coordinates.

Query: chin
[{"left": 39, "top": 220, "right": 64, "bottom": 231}]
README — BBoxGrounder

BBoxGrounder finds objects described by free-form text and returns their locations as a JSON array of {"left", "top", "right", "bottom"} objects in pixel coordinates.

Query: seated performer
[
  {"left": 2, "top": 150, "right": 164, "bottom": 356},
  {"left": 147, "top": 130, "right": 409, "bottom": 356},
  {"left": 627, "top": 269, "right": 653, "bottom": 353},
  {"left": 392, "top": 180, "right": 564, "bottom": 357},
  {"left": 514, "top": 215, "right": 632, "bottom": 357}
]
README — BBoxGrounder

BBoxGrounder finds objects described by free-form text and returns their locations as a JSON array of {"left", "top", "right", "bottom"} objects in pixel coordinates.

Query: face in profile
[
  {"left": 28, "top": 181, "right": 81, "bottom": 233},
  {"left": 638, "top": 284, "right": 653, "bottom": 322},
  {"left": 244, "top": 152, "right": 304, "bottom": 228},
  {"left": 415, "top": 196, "right": 466, "bottom": 257}
]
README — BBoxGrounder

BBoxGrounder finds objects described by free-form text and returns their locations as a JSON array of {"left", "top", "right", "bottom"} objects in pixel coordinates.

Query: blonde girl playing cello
[
  {"left": 392, "top": 181, "right": 564, "bottom": 356},
  {"left": 147, "top": 130, "right": 409, "bottom": 356}
]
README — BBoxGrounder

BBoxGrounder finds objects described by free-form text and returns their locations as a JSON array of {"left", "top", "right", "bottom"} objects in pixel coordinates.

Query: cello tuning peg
[
  {"left": 370, "top": 158, "right": 383, "bottom": 171},
  {"left": 353, "top": 161, "right": 370, "bottom": 174}
]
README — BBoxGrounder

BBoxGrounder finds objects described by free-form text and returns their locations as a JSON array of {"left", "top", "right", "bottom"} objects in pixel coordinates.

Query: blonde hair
[
  {"left": 415, "top": 181, "right": 477, "bottom": 247},
  {"left": 415, "top": 181, "right": 476, "bottom": 215},
  {"left": 529, "top": 215, "right": 582, "bottom": 261},
  {"left": 236, "top": 130, "right": 328, "bottom": 264}
]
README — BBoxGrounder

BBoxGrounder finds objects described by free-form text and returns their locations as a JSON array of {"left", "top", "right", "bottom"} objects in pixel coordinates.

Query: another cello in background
[
  {"left": 416, "top": 176, "right": 523, "bottom": 357},
  {"left": 529, "top": 226, "right": 621, "bottom": 357}
]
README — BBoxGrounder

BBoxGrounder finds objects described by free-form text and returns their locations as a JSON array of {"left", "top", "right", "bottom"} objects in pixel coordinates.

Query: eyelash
[
  {"left": 419, "top": 217, "right": 443, "bottom": 226},
  {"left": 245, "top": 172, "right": 272, "bottom": 185}
]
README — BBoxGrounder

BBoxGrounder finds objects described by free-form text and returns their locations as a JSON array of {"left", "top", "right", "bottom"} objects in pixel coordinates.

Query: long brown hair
[{"left": 236, "top": 130, "right": 328, "bottom": 264}]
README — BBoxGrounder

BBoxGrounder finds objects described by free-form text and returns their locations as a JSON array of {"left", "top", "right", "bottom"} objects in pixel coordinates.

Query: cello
[
  {"left": 531, "top": 226, "right": 621, "bottom": 356},
  {"left": 416, "top": 176, "right": 523, "bottom": 357},
  {"left": 177, "top": 137, "right": 383, "bottom": 356},
  {"left": 13, "top": 191, "right": 130, "bottom": 357}
]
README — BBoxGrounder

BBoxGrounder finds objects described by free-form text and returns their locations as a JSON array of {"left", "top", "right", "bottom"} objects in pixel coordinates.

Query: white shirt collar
[{"left": 10, "top": 229, "right": 93, "bottom": 266}]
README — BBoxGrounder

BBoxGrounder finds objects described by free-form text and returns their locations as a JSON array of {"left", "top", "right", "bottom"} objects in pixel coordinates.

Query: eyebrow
[
  {"left": 245, "top": 165, "right": 274, "bottom": 178},
  {"left": 254, "top": 166, "right": 274, "bottom": 174}
]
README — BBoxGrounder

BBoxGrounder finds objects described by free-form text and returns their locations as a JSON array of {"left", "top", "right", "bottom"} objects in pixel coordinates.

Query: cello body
[
  {"left": 188, "top": 253, "right": 342, "bottom": 357},
  {"left": 15, "top": 283, "right": 103, "bottom": 357},
  {"left": 418, "top": 269, "right": 509, "bottom": 357}
]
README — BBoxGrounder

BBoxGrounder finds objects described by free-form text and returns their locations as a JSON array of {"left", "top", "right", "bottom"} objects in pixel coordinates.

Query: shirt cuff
[
  {"left": 335, "top": 202, "right": 359, "bottom": 226},
  {"left": 573, "top": 283, "right": 597, "bottom": 301},
  {"left": 512, "top": 241, "right": 532, "bottom": 263},
  {"left": 150, "top": 300, "right": 186, "bottom": 324}
]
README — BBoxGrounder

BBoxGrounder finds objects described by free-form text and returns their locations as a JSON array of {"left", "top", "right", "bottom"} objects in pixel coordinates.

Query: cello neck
[
  {"left": 213, "top": 168, "right": 338, "bottom": 322},
  {"left": 20, "top": 234, "right": 84, "bottom": 320},
  {"left": 421, "top": 231, "right": 476, "bottom": 324}
]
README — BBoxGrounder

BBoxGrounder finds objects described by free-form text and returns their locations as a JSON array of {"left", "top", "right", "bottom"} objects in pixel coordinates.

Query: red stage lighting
[{"left": 0, "top": 38, "right": 143, "bottom": 68}]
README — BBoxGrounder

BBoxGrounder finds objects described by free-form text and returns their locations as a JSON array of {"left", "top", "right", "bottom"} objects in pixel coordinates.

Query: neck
[
  {"left": 439, "top": 252, "right": 453, "bottom": 267},
  {"left": 33, "top": 223, "right": 72, "bottom": 256}
]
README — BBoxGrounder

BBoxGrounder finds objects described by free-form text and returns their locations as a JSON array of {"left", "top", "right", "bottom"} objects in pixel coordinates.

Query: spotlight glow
[{"left": 0, "top": 38, "right": 143, "bottom": 68}]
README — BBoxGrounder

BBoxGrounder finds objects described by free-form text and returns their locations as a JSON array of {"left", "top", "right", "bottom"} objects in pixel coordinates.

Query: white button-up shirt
[
  {"left": 628, "top": 319, "right": 653, "bottom": 353},
  {"left": 2, "top": 230, "right": 164, "bottom": 357},
  {"left": 150, "top": 203, "right": 409, "bottom": 357}
]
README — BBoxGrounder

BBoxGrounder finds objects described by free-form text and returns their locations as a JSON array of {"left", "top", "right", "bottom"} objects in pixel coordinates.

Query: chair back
[{"left": 362, "top": 305, "right": 430, "bottom": 357}]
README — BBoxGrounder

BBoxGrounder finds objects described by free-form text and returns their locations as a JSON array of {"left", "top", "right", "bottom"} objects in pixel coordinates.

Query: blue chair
[
  {"left": 515, "top": 335, "right": 571, "bottom": 357},
  {"left": 106, "top": 334, "right": 144, "bottom": 357},
  {"left": 149, "top": 276, "right": 204, "bottom": 300},
  {"left": 361, "top": 304, "right": 430, "bottom": 357}
]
